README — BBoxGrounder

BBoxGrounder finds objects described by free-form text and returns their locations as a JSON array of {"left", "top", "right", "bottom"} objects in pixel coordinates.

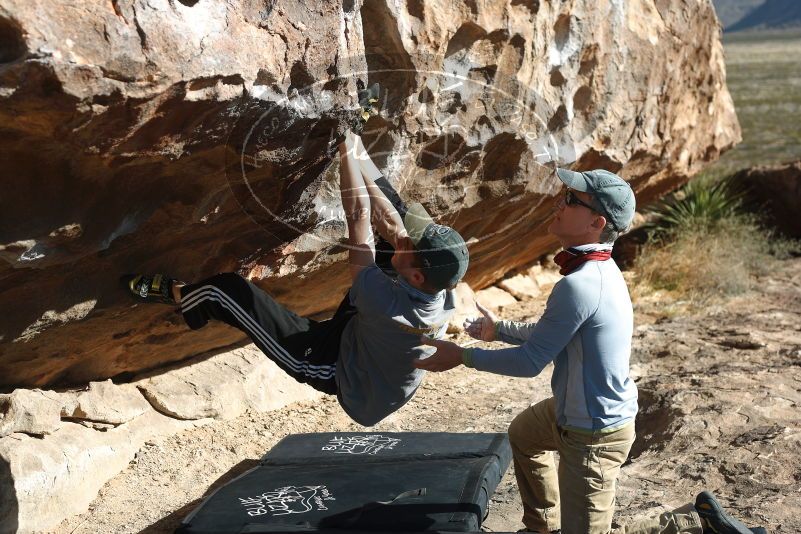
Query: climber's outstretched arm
[
  {"left": 353, "top": 135, "right": 407, "bottom": 249},
  {"left": 339, "top": 132, "right": 375, "bottom": 281}
]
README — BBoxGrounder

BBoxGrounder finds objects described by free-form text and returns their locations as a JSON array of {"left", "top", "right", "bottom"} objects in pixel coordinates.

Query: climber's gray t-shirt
[{"left": 337, "top": 264, "right": 455, "bottom": 426}]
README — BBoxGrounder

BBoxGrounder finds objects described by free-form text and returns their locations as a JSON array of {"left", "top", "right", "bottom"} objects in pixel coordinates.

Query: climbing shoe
[
  {"left": 695, "top": 491, "right": 752, "bottom": 534},
  {"left": 122, "top": 273, "right": 179, "bottom": 305},
  {"left": 349, "top": 80, "right": 381, "bottom": 135},
  {"left": 357, "top": 80, "right": 381, "bottom": 120}
]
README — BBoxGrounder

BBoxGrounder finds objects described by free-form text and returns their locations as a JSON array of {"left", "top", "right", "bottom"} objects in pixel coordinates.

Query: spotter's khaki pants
[{"left": 508, "top": 397, "right": 704, "bottom": 534}]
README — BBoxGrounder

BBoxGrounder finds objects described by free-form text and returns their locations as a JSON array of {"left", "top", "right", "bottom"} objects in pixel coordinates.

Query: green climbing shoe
[
  {"left": 357, "top": 80, "right": 381, "bottom": 121},
  {"left": 122, "top": 273, "right": 178, "bottom": 305}
]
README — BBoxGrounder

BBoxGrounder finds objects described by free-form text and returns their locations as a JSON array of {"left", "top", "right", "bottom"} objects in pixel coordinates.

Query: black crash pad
[{"left": 177, "top": 432, "right": 511, "bottom": 533}]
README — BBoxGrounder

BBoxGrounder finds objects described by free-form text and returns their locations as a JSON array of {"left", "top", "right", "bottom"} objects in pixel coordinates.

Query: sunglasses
[{"left": 564, "top": 189, "right": 597, "bottom": 212}]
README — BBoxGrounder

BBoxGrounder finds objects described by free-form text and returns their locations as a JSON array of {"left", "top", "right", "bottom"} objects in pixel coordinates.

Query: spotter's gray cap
[{"left": 556, "top": 168, "right": 636, "bottom": 231}]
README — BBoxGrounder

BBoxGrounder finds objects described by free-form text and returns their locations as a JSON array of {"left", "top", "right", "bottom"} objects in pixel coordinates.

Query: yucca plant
[{"left": 644, "top": 175, "right": 744, "bottom": 238}]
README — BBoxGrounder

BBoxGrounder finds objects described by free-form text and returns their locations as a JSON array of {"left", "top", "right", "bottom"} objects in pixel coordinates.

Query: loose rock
[
  {"left": 475, "top": 287, "right": 518, "bottom": 310},
  {"left": 0, "top": 389, "right": 62, "bottom": 438},
  {"left": 498, "top": 273, "right": 541, "bottom": 300},
  {"left": 62, "top": 379, "right": 151, "bottom": 425}
]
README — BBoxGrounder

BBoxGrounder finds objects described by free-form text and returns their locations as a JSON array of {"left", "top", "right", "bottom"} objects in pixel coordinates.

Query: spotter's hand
[
  {"left": 462, "top": 301, "right": 498, "bottom": 342},
  {"left": 414, "top": 336, "right": 464, "bottom": 372}
]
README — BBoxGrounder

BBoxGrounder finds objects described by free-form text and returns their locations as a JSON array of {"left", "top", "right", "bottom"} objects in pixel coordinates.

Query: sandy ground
[{"left": 53, "top": 258, "right": 801, "bottom": 534}]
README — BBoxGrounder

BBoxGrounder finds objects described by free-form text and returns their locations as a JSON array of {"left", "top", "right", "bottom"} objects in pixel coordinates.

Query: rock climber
[{"left": 123, "top": 91, "right": 469, "bottom": 426}]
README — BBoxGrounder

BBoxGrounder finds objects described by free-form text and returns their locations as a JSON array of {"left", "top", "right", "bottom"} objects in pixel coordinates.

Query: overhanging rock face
[{"left": 0, "top": 0, "right": 739, "bottom": 389}]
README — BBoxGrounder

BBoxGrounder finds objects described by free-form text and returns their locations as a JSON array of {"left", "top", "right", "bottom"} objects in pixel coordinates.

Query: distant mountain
[
  {"left": 713, "top": 0, "right": 801, "bottom": 31},
  {"left": 712, "top": 0, "right": 764, "bottom": 28},
  {"left": 728, "top": 0, "right": 801, "bottom": 31}
]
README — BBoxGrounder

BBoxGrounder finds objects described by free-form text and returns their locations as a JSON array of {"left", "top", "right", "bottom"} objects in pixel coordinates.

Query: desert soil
[{"left": 53, "top": 258, "right": 801, "bottom": 534}]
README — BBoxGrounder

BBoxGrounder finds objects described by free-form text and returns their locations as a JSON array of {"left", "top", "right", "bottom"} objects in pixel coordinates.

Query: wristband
[{"left": 462, "top": 348, "right": 475, "bottom": 368}]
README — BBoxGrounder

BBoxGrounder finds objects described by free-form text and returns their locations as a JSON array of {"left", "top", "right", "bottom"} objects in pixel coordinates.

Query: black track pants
[{"left": 179, "top": 272, "right": 356, "bottom": 394}]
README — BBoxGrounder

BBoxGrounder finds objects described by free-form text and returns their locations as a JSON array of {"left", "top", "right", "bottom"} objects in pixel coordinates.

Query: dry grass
[{"left": 632, "top": 214, "right": 795, "bottom": 307}]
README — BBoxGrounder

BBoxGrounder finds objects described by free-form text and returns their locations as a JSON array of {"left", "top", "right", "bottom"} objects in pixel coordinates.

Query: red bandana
[{"left": 553, "top": 248, "right": 612, "bottom": 276}]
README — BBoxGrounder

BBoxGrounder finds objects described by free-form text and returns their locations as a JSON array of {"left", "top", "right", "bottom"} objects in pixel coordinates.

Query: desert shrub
[{"left": 634, "top": 174, "right": 798, "bottom": 302}]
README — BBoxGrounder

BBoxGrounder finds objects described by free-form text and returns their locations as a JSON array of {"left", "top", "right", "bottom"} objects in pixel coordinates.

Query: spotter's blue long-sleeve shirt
[{"left": 464, "top": 255, "right": 638, "bottom": 432}]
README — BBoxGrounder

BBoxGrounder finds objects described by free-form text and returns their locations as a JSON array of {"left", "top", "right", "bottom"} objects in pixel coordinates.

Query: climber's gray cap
[
  {"left": 403, "top": 202, "right": 469, "bottom": 290},
  {"left": 556, "top": 168, "right": 636, "bottom": 232}
]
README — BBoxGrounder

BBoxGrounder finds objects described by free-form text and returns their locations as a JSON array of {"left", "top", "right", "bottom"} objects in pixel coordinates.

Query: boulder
[
  {"left": 731, "top": 160, "right": 801, "bottom": 238},
  {"left": 0, "top": 389, "right": 62, "bottom": 438},
  {"left": 0, "top": 0, "right": 739, "bottom": 388},
  {"left": 0, "top": 410, "right": 205, "bottom": 533}
]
